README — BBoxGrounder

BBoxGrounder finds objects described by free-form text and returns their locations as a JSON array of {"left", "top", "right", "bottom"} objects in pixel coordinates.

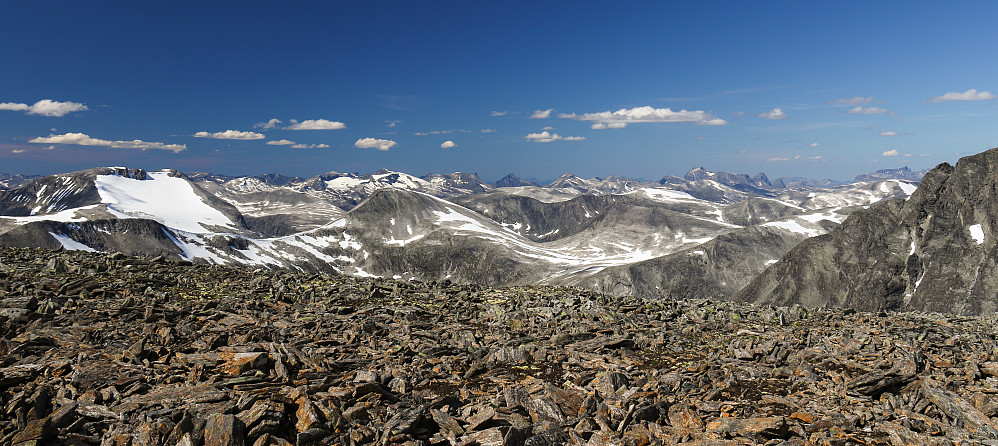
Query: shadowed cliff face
[{"left": 737, "top": 147, "right": 998, "bottom": 316}]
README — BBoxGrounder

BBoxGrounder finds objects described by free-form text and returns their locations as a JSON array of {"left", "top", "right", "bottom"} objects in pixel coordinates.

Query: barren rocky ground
[{"left": 4, "top": 248, "right": 998, "bottom": 445}]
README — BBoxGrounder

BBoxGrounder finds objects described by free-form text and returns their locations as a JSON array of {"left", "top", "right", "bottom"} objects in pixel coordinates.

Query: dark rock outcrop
[{"left": 738, "top": 148, "right": 998, "bottom": 315}]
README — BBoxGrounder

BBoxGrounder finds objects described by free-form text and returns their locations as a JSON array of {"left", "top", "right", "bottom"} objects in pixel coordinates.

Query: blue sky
[{"left": 2, "top": 1, "right": 997, "bottom": 183}]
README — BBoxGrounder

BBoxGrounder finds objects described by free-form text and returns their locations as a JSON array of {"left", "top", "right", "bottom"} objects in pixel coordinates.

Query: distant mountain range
[{"left": 0, "top": 162, "right": 938, "bottom": 311}]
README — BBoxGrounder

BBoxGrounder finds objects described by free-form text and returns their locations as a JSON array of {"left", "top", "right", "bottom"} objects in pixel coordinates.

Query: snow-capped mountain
[{"left": 0, "top": 164, "right": 923, "bottom": 299}]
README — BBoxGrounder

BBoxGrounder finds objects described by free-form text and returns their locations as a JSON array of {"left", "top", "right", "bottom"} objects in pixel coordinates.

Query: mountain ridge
[{"left": 0, "top": 162, "right": 925, "bottom": 309}]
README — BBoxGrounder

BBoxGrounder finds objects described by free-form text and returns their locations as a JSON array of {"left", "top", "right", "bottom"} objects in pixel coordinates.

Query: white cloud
[
  {"left": 11, "top": 149, "right": 25, "bottom": 154},
  {"left": 0, "top": 102, "right": 30, "bottom": 112},
  {"left": 530, "top": 109, "right": 554, "bottom": 119},
  {"left": 28, "top": 132, "right": 186, "bottom": 153},
  {"left": 542, "top": 126, "right": 554, "bottom": 130},
  {"left": 285, "top": 119, "right": 347, "bottom": 130},
  {"left": 490, "top": 111, "right": 509, "bottom": 117},
  {"left": 481, "top": 128, "right": 497, "bottom": 133},
  {"left": 882, "top": 149, "right": 899, "bottom": 156},
  {"left": 561, "top": 106, "right": 726, "bottom": 126},
  {"left": 831, "top": 96, "right": 874, "bottom": 106},
  {"left": 290, "top": 143, "right": 330, "bottom": 149},
  {"left": 414, "top": 132, "right": 428, "bottom": 136},
  {"left": 847, "top": 106, "right": 888, "bottom": 114},
  {"left": 0, "top": 99, "right": 88, "bottom": 117},
  {"left": 925, "top": 89, "right": 996, "bottom": 103},
  {"left": 767, "top": 157, "right": 791, "bottom": 162},
  {"left": 807, "top": 142, "right": 819, "bottom": 148},
  {"left": 441, "top": 140, "right": 457, "bottom": 149},
  {"left": 254, "top": 119, "right": 282, "bottom": 129},
  {"left": 355, "top": 137, "right": 397, "bottom": 151},
  {"left": 880, "top": 131, "right": 898, "bottom": 136},
  {"left": 194, "top": 130, "right": 265, "bottom": 140},
  {"left": 757, "top": 108, "right": 787, "bottom": 120},
  {"left": 266, "top": 139, "right": 296, "bottom": 145},
  {"left": 386, "top": 120, "right": 401, "bottom": 128},
  {"left": 524, "top": 131, "right": 585, "bottom": 143},
  {"left": 592, "top": 122, "right": 627, "bottom": 129}
]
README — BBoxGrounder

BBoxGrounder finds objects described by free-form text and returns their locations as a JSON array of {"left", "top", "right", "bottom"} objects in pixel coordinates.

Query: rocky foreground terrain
[{"left": 5, "top": 248, "right": 998, "bottom": 445}]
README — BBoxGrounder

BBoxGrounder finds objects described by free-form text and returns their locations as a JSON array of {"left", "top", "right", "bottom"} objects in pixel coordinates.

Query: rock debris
[{"left": 3, "top": 247, "right": 998, "bottom": 445}]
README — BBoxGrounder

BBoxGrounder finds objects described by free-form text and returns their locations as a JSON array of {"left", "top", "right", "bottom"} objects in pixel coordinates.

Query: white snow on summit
[{"left": 96, "top": 170, "right": 235, "bottom": 233}]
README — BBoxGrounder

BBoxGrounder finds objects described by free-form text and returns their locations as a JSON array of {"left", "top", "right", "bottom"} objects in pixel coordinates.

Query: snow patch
[
  {"left": 384, "top": 234, "right": 425, "bottom": 246},
  {"left": 969, "top": 224, "right": 985, "bottom": 245},
  {"left": 632, "top": 187, "right": 700, "bottom": 203},
  {"left": 897, "top": 181, "right": 918, "bottom": 196},
  {"left": 5, "top": 204, "right": 99, "bottom": 224},
  {"left": 49, "top": 232, "right": 97, "bottom": 252},
  {"left": 763, "top": 220, "right": 823, "bottom": 237}
]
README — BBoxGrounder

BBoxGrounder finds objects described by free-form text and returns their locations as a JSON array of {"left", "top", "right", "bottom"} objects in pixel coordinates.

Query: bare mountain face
[
  {"left": 854, "top": 166, "right": 929, "bottom": 183},
  {"left": 0, "top": 164, "right": 922, "bottom": 302},
  {"left": 737, "top": 148, "right": 998, "bottom": 315}
]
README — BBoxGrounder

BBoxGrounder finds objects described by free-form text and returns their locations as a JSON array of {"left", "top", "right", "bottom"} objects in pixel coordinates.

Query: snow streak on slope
[
  {"left": 96, "top": 171, "right": 235, "bottom": 233},
  {"left": 49, "top": 232, "right": 97, "bottom": 252},
  {"left": 4, "top": 204, "right": 100, "bottom": 224}
]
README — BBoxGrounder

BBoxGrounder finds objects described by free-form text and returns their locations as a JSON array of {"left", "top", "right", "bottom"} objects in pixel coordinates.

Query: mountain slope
[
  {"left": 737, "top": 148, "right": 998, "bottom": 315},
  {"left": 571, "top": 225, "right": 809, "bottom": 299}
]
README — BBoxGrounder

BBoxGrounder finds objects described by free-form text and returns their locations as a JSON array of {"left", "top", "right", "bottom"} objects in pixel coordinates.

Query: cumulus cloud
[
  {"left": 925, "top": 89, "right": 996, "bottom": 103},
  {"left": 880, "top": 131, "right": 898, "bottom": 136},
  {"left": 194, "top": 130, "right": 265, "bottom": 140},
  {"left": 561, "top": 106, "right": 726, "bottom": 126},
  {"left": 757, "top": 108, "right": 787, "bottom": 120},
  {"left": 490, "top": 111, "right": 509, "bottom": 117},
  {"left": 254, "top": 119, "right": 282, "bottom": 129},
  {"left": 882, "top": 149, "right": 899, "bottom": 156},
  {"left": 11, "top": 149, "right": 26, "bottom": 154},
  {"left": 355, "top": 137, "right": 397, "bottom": 151},
  {"left": 0, "top": 99, "right": 88, "bottom": 117},
  {"left": 266, "top": 139, "right": 296, "bottom": 145},
  {"left": 524, "top": 131, "right": 585, "bottom": 143},
  {"left": 28, "top": 132, "right": 186, "bottom": 153},
  {"left": 831, "top": 96, "right": 874, "bottom": 106},
  {"left": 0, "top": 103, "right": 30, "bottom": 112},
  {"left": 530, "top": 109, "right": 554, "bottom": 119},
  {"left": 441, "top": 140, "right": 457, "bottom": 149},
  {"left": 290, "top": 143, "right": 330, "bottom": 149},
  {"left": 847, "top": 106, "right": 888, "bottom": 114},
  {"left": 285, "top": 119, "right": 347, "bottom": 130},
  {"left": 592, "top": 122, "right": 628, "bottom": 129}
]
